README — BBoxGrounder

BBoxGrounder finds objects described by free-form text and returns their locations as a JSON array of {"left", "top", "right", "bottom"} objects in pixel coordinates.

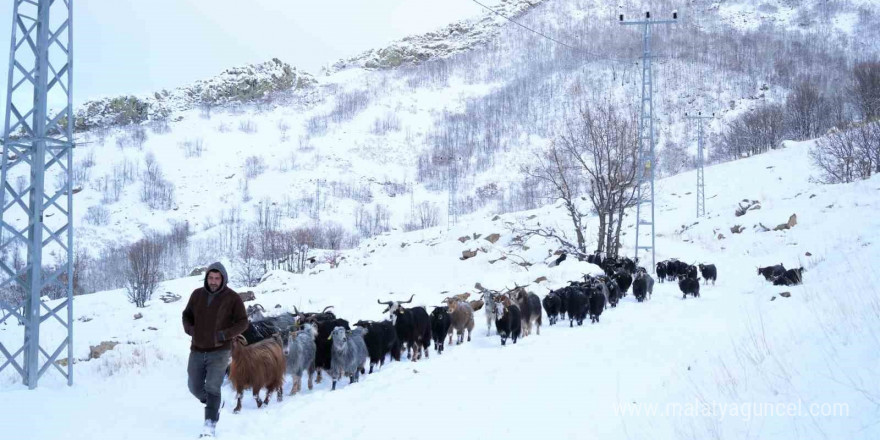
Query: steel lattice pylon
[
  {"left": 686, "top": 112, "right": 713, "bottom": 218},
  {"left": 0, "top": 0, "right": 74, "bottom": 389},
  {"left": 620, "top": 11, "right": 676, "bottom": 271}
]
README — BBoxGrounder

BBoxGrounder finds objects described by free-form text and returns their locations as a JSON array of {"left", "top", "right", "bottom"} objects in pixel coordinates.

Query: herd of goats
[{"left": 222, "top": 254, "right": 804, "bottom": 414}]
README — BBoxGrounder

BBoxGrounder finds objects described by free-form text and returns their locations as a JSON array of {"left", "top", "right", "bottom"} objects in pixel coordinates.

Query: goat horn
[
  {"left": 377, "top": 299, "right": 393, "bottom": 305},
  {"left": 293, "top": 306, "right": 300, "bottom": 315},
  {"left": 235, "top": 335, "right": 248, "bottom": 346},
  {"left": 322, "top": 305, "right": 334, "bottom": 313},
  {"left": 400, "top": 294, "right": 414, "bottom": 304}
]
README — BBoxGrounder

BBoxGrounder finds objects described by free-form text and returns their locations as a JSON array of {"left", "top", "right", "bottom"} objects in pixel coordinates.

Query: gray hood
[{"left": 204, "top": 261, "right": 228, "bottom": 293}]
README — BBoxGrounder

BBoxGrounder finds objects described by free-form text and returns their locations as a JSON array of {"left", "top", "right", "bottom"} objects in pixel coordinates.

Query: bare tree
[
  {"left": 659, "top": 140, "right": 692, "bottom": 177},
  {"left": 558, "top": 101, "right": 639, "bottom": 259},
  {"left": 125, "top": 237, "right": 164, "bottom": 308},
  {"left": 235, "top": 227, "right": 265, "bottom": 287},
  {"left": 786, "top": 78, "right": 832, "bottom": 141},
  {"left": 412, "top": 201, "right": 440, "bottom": 230},
  {"left": 852, "top": 61, "right": 880, "bottom": 121},
  {"left": 718, "top": 104, "right": 786, "bottom": 160},
  {"left": 521, "top": 140, "right": 588, "bottom": 258},
  {"left": 810, "top": 122, "right": 879, "bottom": 183}
]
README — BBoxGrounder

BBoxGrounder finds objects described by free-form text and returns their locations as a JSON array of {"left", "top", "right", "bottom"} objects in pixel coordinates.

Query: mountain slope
[{"left": 1, "top": 139, "right": 877, "bottom": 440}]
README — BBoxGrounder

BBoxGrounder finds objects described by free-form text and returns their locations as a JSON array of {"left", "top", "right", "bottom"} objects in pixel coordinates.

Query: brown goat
[
  {"left": 446, "top": 300, "right": 475, "bottom": 345},
  {"left": 443, "top": 293, "right": 471, "bottom": 304},
  {"left": 230, "top": 334, "right": 286, "bottom": 414}
]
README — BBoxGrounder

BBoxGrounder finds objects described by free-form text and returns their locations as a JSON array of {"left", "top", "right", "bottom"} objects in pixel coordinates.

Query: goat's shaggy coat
[
  {"left": 284, "top": 324, "right": 317, "bottom": 396},
  {"left": 229, "top": 334, "right": 286, "bottom": 413}
]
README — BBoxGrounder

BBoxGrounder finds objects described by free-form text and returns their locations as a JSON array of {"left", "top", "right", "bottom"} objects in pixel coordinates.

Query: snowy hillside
[
  {"left": 24, "top": 0, "right": 876, "bottom": 293},
  {"left": 1, "top": 139, "right": 877, "bottom": 439}
]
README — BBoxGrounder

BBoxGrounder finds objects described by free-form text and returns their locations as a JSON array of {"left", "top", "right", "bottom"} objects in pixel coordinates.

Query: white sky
[{"left": 0, "top": 0, "right": 487, "bottom": 108}]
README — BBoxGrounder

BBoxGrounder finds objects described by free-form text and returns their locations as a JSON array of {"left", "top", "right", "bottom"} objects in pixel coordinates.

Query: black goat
[
  {"left": 353, "top": 320, "right": 400, "bottom": 373},
  {"left": 698, "top": 264, "right": 717, "bottom": 285},
  {"left": 430, "top": 306, "right": 452, "bottom": 354},
  {"left": 758, "top": 264, "right": 786, "bottom": 281},
  {"left": 678, "top": 275, "right": 701, "bottom": 299},
  {"left": 773, "top": 268, "right": 804, "bottom": 286},
  {"left": 542, "top": 292, "right": 561, "bottom": 326},
  {"left": 378, "top": 295, "right": 431, "bottom": 362},
  {"left": 494, "top": 298, "right": 522, "bottom": 345}
]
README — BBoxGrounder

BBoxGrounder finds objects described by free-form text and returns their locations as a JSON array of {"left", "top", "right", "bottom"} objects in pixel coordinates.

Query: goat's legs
[
  {"left": 233, "top": 392, "right": 243, "bottom": 414},
  {"left": 289, "top": 375, "right": 298, "bottom": 396},
  {"left": 254, "top": 389, "right": 263, "bottom": 408}
]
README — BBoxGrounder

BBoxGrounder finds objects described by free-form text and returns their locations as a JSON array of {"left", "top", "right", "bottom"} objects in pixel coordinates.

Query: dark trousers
[{"left": 187, "top": 349, "right": 230, "bottom": 422}]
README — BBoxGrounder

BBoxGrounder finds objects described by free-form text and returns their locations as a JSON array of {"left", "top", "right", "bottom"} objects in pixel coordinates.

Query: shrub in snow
[
  {"left": 85, "top": 205, "right": 111, "bottom": 226},
  {"left": 244, "top": 156, "right": 267, "bottom": 179},
  {"left": 124, "top": 237, "right": 164, "bottom": 308}
]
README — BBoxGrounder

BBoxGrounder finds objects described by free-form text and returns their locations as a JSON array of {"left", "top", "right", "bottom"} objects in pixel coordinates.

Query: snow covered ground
[{"left": 1, "top": 140, "right": 877, "bottom": 439}]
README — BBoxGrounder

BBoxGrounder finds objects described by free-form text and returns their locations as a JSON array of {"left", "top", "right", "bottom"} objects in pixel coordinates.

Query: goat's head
[
  {"left": 494, "top": 300, "right": 506, "bottom": 318},
  {"left": 328, "top": 326, "right": 350, "bottom": 346},
  {"left": 378, "top": 294, "right": 413, "bottom": 315}
]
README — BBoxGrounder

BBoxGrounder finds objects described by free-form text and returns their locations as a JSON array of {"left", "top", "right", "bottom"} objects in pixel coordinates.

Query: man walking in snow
[{"left": 182, "top": 262, "right": 248, "bottom": 437}]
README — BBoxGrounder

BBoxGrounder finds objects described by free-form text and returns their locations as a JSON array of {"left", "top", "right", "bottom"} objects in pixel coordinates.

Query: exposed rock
[
  {"left": 275, "top": 304, "right": 282, "bottom": 309},
  {"left": 189, "top": 267, "right": 208, "bottom": 277},
  {"left": 461, "top": 250, "right": 478, "bottom": 260},
  {"left": 735, "top": 200, "right": 761, "bottom": 217},
  {"left": 75, "top": 59, "right": 315, "bottom": 132},
  {"left": 805, "top": 252, "right": 812, "bottom": 256},
  {"left": 770, "top": 296, "right": 777, "bottom": 301},
  {"left": 238, "top": 291, "right": 256, "bottom": 302},
  {"left": 485, "top": 233, "right": 501, "bottom": 244},
  {"left": 774, "top": 214, "right": 797, "bottom": 231},
  {"left": 89, "top": 341, "right": 119, "bottom": 360},
  {"left": 534, "top": 276, "right": 548, "bottom": 283},
  {"left": 78, "top": 316, "right": 93, "bottom": 323},
  {"left": 473, "top": 233, "right": 482, "bottom": 240},
  {"left": 780, "top": 291, "right": 791, "bottom": 298},
  {"left": 488, "top": 256, "right": 507, "bottom": 264},
  {"left": 458, "top": 236, "right": 470, "bottom": 243},
  {"left": 730, "top": 225, "right": 745, "bottom": 234},
  {"left": 717, "top": 233, "right": 726, "bottom": 240},
  {"left": 492, "top": 215, "right": 501, "bottom": 221},
  {"left": 133, "top": 313, "right": 143, "bottom": 320},
  {"left": 147, "top": 326, "right": 158, "bottom": 331},
  {"left": 160, "top": 292, "right": 182, "bottom": 303}
]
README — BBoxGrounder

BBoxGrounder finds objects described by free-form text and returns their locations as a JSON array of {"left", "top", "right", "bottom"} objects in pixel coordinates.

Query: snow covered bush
[
  {"left": 810, "top": 122, "right": 880, "bottom": 184},
  {"left": 244, "top": 155, "right": 267, "bottom": 179},
  {"left": 124, "top": 237, "right": 164, "bottom": 308},
  {"left": 85, "top": 205, "right": 110, "bottom": 226}
]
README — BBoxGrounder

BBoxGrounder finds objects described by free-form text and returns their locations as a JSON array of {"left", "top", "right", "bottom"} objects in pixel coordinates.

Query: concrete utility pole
[
  {"left": 0, "top": 0, "right": 75, "bottom": 388},
  {"left": 619, "top": 10, "right": 677, "bottom": 271}
]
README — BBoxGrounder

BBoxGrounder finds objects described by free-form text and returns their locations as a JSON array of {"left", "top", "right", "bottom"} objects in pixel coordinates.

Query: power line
[
  {"left": 469, "top": 0, "right": 637, "bottom": 63},
  {"left": 470, "top": 0, "right": 579, "bottom": 50}
]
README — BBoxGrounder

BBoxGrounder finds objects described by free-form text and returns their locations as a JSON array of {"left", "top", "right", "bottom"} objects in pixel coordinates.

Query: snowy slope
[
  {"left": 38, "top": 0, "right": 879, "bottom": 279},
  {"left": 1, "top": 140, "right": 877, "bottom": 440}
]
